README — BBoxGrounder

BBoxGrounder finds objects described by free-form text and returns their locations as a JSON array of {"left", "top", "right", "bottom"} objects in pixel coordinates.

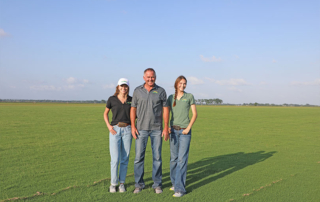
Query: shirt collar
[
  {"left": 177, "top": 91, "right": 187, "bottom": 100},
  {"left": 113, "top": 95, "right": 131, "bottom": 99}
]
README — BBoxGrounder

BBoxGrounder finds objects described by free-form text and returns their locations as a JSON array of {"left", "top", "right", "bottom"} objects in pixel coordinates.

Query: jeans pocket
[{"left": 184, "top": 129, "right": 191, "bottom": 136}]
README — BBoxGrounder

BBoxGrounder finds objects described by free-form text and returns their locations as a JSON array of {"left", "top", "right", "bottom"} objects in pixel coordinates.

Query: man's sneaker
[
  {"left": 170, "top": 186, "right": 175, "bottom": 191},
  {"left": 173, "top": 192, "right": 184, "bottom": 197},
  {"left": 109, "top": 185, "right": 116, "bottom": 193},
  {"left": 133, "top": 187, "right": 142, "bottom": 194},
  {"left": 119, "top": 184, "right": 126, "bottom": 193},
  {"left": 154, "top": 187, "right": 163, "bottom": 194}
]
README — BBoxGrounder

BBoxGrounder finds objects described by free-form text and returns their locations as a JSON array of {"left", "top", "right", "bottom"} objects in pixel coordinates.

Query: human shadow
[
  {"left": 184, "top": 151, "right": 276, "bottom": 192},
  {"left": 126, "top": 151, "right": 276, "bottom": 192}
]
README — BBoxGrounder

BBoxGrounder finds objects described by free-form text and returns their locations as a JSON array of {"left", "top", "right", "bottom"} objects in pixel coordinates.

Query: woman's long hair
[
  {"left": 114, "top": 85, "right": 130, "bottom": 96},
  {"left": 173, "top": 75, "right": 187, "bottom": 107}
]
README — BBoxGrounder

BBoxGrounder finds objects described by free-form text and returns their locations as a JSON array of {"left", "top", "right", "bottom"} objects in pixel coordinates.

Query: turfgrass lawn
[{"left": 0, "top": 103, "right": 319, "bottom": 202}]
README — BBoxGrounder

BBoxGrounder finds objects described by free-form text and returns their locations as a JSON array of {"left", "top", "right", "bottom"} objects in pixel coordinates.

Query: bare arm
[
  {"left": 168, "top": 106, "right": 171, "bottom": 134},
  {"left": 103, "top": 107, "right": 116, "bottom": 135},
  {"left": 162, "top": 106, "right": 169, "bottom": 141},
  {"left": 130, "top": 107, "right": 139, "bottom": 139},
  {"left": 182, "top": 104, "right": 198, "bottom": 135}
]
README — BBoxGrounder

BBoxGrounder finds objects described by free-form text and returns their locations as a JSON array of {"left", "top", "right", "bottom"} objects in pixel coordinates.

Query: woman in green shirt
[{"left": 167, "top": 75, "right": 198, "bottom": 197}]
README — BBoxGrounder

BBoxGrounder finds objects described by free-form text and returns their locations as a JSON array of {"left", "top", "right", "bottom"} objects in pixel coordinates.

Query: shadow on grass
[
  {"left": 184, "top": 151, "right": 276, "bottom": 192},
  {"left": 125, "top": 151, "right": 276, "bottom": 192}
]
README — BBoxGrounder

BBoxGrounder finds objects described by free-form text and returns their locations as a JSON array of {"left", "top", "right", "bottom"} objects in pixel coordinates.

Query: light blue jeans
[
  {"left": 109, "top": 125, "right": 132, "bottom": 186},
  {"left": 134, "top": 130, "right": 162, "bottom": 189},
  {"left": 170, "top": 128, "right": 191, "bottom": 194}
]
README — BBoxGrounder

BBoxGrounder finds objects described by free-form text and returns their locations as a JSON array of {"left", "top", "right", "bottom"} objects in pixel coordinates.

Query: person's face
[
  {"left": 177, "top": 79, "right": 187, "bottom": 92},
  {"left": 143, "top": 70, "right": 156, "bottom": 87},
  {"left": 118, "top": 84, "right": 129, "bottom": 94}
]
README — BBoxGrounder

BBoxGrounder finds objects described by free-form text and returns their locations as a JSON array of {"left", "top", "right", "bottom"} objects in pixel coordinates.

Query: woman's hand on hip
[
  {"left": 108, "top": 125, "right": 117, "bottom": 135},
  {"left": 182, "top": 128, "right": 190, "bottom": 135}
]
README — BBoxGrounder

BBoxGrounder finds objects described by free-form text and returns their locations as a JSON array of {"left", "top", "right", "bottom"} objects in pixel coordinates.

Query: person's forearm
[
  {"left": 130, "top": 107, "right": 138, "bottom": 139},
  {"left": 130, "top": 107, "right": 137, "bottom": 127},
  {"left": 163, "top": 107, "right": 169, "bottom": 128},
  {"left": 106, "top": 121, "right": 112, "bottom": 128},
  {"left": 103, "top": 108, "right": 111, "bottom": 126},
  {"left": 187, "top": 114, "right": 197, "bottom": 129},
  {"left": 186, "top": 105, "right": 197, "bottom": 129}
]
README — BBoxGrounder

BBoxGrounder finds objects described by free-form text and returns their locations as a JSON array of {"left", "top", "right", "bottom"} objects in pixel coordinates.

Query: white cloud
[
  {"left": 65, "top": 77, "right": 89, "bottom": 85},
  {"left": 66, "top": 77, "right": 77, "bottom": 84},
  {"left": 200, "top": 55, "right": 222, "bottom": 62},
  {"left": 187, "top": 76, "right": 204, "bottom": 85},
  {"left": 235, "top": 55, "right": 240, "bottom": 59},
  {"left": 103, "top": 84, "right": 116, "bottom": 89},
  {"left": 228, "top": 86, "right": 243, "bottom": 92},
  {"left": 66, "top": 85, "right": 75, "bottom": 90},
  {"left": 0, "top": 29, "right": 9, "bottom": 37},
  {"left": 272, "top": 59, "right": 277, "bottom": 63},
  {"left": 30, "top": 84, "right": 86, "bottom": 91},
  {"left": 291, "top": 79, "right": 320, "bottom": 86},
  {"left": 204, "top": 77, "right": 215, "bottom": 82},
  {"left": 259, "top": 81, "right": 268, "bottom": 85},
  {"left": 83, "top": 79, "right": 89, "bottom": 84},
  {"left": 29, "top": 77, "right": 89, "bottom": 91},
  {"left": 30, "top": 85, "right": 61, "bottom": 91},
  {"left": 206, "top": 78, "right": 251, "bottom": 86},
  {"left": 67, "top": 84, "right": 86, "bottom": 89}
]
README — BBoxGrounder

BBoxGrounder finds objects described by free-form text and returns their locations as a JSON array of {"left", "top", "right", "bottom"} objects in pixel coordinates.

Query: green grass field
[{"left": 1, "top": 103, "right": 319, "bottom": 202}]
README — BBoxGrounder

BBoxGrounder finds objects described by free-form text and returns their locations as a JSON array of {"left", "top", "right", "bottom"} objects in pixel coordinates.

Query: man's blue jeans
[
  {"left": 109, "top": 125, "right": 132, "bottom": 186},
  {"left": 134, "top": 130, "right": 162, "bottom": 189},
  {"left": 170, "top": 128, "right": 191, "bottom": 194}
]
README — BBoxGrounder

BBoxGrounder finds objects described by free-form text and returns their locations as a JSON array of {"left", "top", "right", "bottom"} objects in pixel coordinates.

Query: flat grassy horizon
[{"left": 0, "top": 103, "right": 319, "bottom": 201}]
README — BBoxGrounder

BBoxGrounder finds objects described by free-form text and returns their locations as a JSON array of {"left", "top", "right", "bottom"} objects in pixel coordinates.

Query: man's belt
[
  {"left": 172, "top": 125, "right": 186, "bottom": 130},
  {"left": 116, "top": 122, "right": 131, "bottom": 127}
]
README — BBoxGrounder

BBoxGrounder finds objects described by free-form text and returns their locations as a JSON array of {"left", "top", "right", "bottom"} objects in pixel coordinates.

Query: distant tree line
[
  {"left": 241, "top": 102, "right": 318, "bottom": 107},
  {"left": 196, "top": 98, "right": 223, "bottom": 105},
  {"left": 194, "top": 99, "right": 318, "bottom": 107},
  {"left": 0, "top": 99, "right": 318, "bottom": 107},
  {"left": 0, "top": 99, "right": 107, "bottom": 104}
]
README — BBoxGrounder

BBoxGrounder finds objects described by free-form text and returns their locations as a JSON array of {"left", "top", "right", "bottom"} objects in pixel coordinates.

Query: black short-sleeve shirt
[{"left": 106, "top": 95, "right": 132, "bottom": 126}]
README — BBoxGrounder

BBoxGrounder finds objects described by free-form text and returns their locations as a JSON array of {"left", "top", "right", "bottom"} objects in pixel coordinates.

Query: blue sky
[{"left": 0, "top": 0, "right": 319, "bottom": 104}]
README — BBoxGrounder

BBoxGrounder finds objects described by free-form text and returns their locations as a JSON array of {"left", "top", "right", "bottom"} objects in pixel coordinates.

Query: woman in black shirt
[{"left": 104, "top": 78, "right": 132, "bottom": 193}]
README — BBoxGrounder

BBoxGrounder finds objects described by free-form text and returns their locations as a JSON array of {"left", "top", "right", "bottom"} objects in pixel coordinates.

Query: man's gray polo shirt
[{"left": 131, "top": 83, "right": 168, "bottom": 131}]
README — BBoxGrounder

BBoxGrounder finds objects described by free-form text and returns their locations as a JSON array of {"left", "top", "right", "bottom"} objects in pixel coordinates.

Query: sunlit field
[{"left": 1, "top": 103, "right": 319, "bottom": 202}]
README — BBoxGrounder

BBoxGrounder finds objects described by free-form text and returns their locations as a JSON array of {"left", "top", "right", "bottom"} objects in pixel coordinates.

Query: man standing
[{"left": 130, "top": 68, "right": 169, "bottom": 194}]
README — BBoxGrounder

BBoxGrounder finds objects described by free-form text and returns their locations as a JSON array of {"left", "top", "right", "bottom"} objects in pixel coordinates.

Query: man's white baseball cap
[{"left": 117, "top": 78, "right": 129, "bottom": 87}]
